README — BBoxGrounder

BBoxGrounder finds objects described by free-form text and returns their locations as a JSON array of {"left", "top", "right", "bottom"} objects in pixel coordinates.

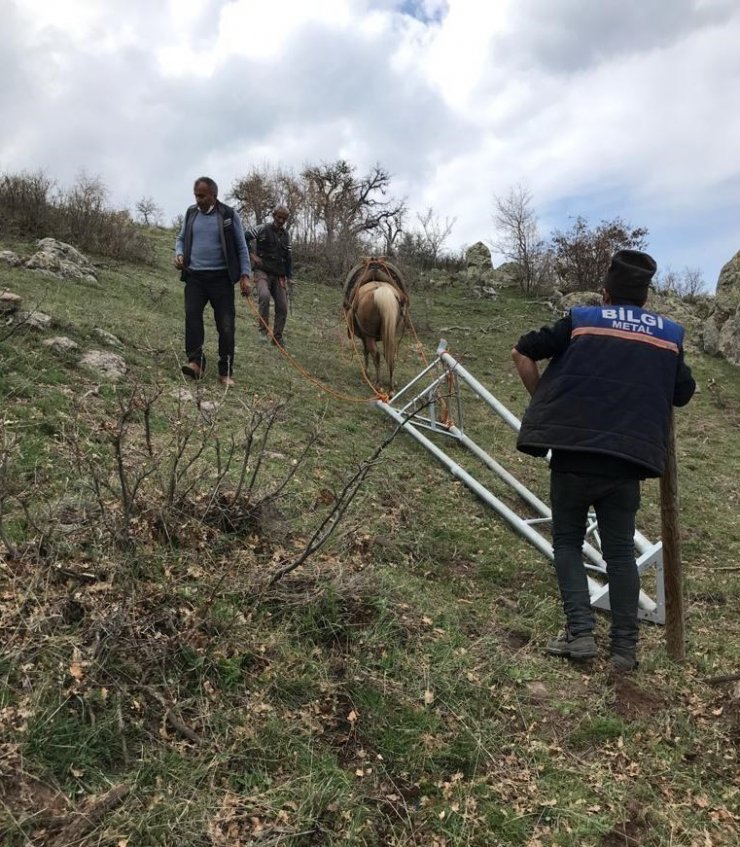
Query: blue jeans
[{"left": 550, "top": 472, "right": 641, "bottom": 653}]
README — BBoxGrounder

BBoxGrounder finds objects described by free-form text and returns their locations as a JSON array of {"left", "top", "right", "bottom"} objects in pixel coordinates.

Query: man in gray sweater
[{"left": 175, "top": 177, "right": 251, "bottom": 386}]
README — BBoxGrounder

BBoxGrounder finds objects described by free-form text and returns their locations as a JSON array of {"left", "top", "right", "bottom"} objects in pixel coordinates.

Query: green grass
[{"left": 0, "top": 229, "right": 738, "bottom": 846}]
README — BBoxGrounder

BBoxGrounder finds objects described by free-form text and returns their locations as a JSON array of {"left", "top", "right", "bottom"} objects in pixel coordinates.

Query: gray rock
[
  {"left": 465, "top": 241, "right": 493, "bottom": 270},
  {"left": 702, "top": 250, "right": 740, "bottom": 366},
  {"left": 0, "top": 291, "right": 22, "bottom": 313},
  {"left": 702, "top": 315, "right": 720, "bottom": 356},
  {"left": 80, "top": 350, "right": 127, "bottom": 381},
  {"left": 16, "top": 309, "right": 52, "bottom": 329},
  {"left": 43, "top": 336, "right": 80, "bottom": 353},
  {"left": 491, "top": 261, "right": 522, "bottom": 289},
  {"left": 463, "top": 241, "right": 498, "bottom": 290},
  {"left": 94, "top": 328, "right": 123, "bottom": 347},
  {"left": 25, "top": 238, "right": 98, "bottom": 282},
  {"left": 0, "top": 250, "right": 22, "bottom": 267},
  {"left": 198, "top": 399, "right": 220, "bottom": 421},
  {"left": 717, "top": 309, "right": 740, "bottom": 366},
  {"left": 169, "top": 388, "right": 194, "bottom": 403},
  {"left": 558, "top": 291, "right": 603, "bottom": 311}
]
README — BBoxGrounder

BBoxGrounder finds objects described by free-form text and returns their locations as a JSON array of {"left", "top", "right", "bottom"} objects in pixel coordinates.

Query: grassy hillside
[{"left": 0, "top": 230, "right": 738, "bottom": 846}]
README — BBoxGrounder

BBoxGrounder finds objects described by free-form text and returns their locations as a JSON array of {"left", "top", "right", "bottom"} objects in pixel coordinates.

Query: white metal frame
[{"left": 378, "top": 340, "right": 665, "bottom": 624}]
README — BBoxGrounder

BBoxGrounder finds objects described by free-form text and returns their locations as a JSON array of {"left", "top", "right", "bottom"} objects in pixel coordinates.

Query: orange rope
[
  {"left": 242, "top": 264, "right": 460, "bottom": 425},
  {"left": 243, "top": 294, "right": 387, "bottom": 404}
]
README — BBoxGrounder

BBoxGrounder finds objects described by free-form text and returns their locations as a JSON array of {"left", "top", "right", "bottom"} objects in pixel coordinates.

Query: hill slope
[{"left": 1, "top": 231, "right": 738, "bottom": 846}]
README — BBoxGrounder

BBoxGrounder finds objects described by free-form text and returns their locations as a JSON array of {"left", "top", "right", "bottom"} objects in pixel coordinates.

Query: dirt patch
[
  {"left": 601, "top": 800, "right": 651, "bottom": 846},
  {"left": 501, "top": 627, "right": 532, "bottom": 651},
  {"left": 610, "top": 675, "right": 665, "bottom": 720}
]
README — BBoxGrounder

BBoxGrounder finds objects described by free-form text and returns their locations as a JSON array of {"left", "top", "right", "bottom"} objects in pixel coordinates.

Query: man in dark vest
[
  {"left": 512, "top": 250, "right": 696, "bottom": 672},
  {"left": 175, "top": 177, "right": 252, "bottom": 386},
  {"left": 245, "top": 206, "right": 293, "bottom": 347}
]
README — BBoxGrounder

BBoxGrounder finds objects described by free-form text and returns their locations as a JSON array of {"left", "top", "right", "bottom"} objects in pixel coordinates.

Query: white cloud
[{"left": 1, "top": 0, "right": 739, "bottom": 287}]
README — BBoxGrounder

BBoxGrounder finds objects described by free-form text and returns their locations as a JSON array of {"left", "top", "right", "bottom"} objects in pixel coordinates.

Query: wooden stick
[
  {"left": 703, "top": 673, "right": 740, "bottom": 686},
  {"left": 52, "top": 783, "right": 130, "bottom": 846},
  {"left": 660, "top": 414, "right": 685, "bottom": 661}
]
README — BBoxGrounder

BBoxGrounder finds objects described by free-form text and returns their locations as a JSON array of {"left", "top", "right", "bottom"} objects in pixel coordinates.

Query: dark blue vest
[
  {"left": 180, "top": 201, "right": 241, "bottom": 283},
  {"left": 517, "top": 306, "right": 685, "bottom": 477}
]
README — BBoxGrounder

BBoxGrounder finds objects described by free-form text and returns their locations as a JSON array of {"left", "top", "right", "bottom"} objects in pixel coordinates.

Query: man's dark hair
[{"left": 194, "top": 176, "right": 218, "bottom": 196}]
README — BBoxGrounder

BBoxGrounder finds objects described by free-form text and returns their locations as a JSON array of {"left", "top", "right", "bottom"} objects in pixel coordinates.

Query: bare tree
[
  {"left": 654, "top": 265, "right": 706, "bottom": 299},
  {"left": 551, "top": 216, "right": 648, "bottom": 293},
  {"left": 378, "top": 205, "right": 407, "bottom": 256},
  {"left": 230, "top": 168, "right": 278, "bottom": 226},
  {"left": 135, "top": 196, "right": 163, "bottom": 226},
  {"left": 416, "top": 207, "right": 456, "bottom": 265},
  {"left": 492, "top": 185, "right": 549, "bottom": 293},
  {"left": 299, "top": 160, "right": 405, "bottom": 273}
]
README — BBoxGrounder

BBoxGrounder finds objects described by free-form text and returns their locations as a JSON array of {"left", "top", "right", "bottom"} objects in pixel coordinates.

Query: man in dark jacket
[
  {"left": 175, "top": 177, "right": 251, "bottom": 386},
  {"left": 512, "top": 250, "right": 696, "bottom": 671},
  {"left": 245, "top": 206, "right": 293, "bottom": 347}
]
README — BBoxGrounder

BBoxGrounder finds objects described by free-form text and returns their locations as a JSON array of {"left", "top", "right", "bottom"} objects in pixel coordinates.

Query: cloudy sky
[{"left": 2, "top": 0, "right": 739, "bottom": 289}]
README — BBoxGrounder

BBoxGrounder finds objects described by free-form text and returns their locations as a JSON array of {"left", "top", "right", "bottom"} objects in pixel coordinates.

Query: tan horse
[{"left": 349, "top": 280, "right": 407, "bottom": 394}]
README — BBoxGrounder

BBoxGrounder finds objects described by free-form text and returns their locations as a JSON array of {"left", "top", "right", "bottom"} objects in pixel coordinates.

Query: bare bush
[
  {"left": 654, "top": 265, "right": 707, "bottom": 299},
  {"left": 53, "top": 388, "right": 316, "bottom": 553},
  {"left": 0, "top": 169, "right": 153, "bottom": 263},
  {"left": 551, "top": 216, "right": 648, "bottom": 293},
  {"left": 0, "top": 169, "right": 55, "bottom": 237}
]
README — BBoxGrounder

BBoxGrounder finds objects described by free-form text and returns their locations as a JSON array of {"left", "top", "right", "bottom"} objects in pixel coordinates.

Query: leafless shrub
[
  {"left": 654, "top": 265, "right": 707, "bottom": 300},
  {"left": 551, "top": 215, "right": 648, "bottom": 293},
  {"left": 0, "top": 169, "right": 55, "bottom": 236},
  {"left": 0, "top": 169, "right": 153, "bottom": 263}
]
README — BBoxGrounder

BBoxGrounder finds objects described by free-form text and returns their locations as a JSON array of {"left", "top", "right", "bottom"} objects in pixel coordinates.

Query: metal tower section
[{"left": 377, "top": 340, "right": 666, "bottom": 624}]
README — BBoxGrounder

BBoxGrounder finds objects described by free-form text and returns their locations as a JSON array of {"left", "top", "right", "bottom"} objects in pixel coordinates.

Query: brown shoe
[
  {"left": 182, "top": 360, "right": 205, "bottom": 380},
  {"left": 218, "top": 375, "right": 235, "bottom": 387}
]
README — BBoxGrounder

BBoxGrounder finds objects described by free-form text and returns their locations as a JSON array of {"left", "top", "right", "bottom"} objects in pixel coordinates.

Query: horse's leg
[
  {"left": 362, "top": 339, "right": 371, "bottom": 378},
  {"left": 365, "top": 339, "right": 380, "bottom": 388}
]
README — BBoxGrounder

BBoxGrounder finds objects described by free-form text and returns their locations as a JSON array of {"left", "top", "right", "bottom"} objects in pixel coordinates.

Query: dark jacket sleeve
[
  {"left": 673, "top": 351, "right": 696, "bottom": 407},
  {"left": 515, "top": 315, "right": 572, "bottom": 361}
]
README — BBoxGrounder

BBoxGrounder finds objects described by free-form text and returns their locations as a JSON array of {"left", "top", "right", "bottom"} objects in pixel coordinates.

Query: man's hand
[
  {"left": 174, "top": 254, "right": 185, "bottom": 270},
  {"left": 250, "top": 252, "right": 262, "bottom": 268},
  {"left": 239, "top": 275, "right": 251, "bottom": 297}
]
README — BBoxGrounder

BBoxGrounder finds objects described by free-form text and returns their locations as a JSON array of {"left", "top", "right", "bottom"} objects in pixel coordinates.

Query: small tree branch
[{"left": 267, "top": 404, "right": 426, "bottom": 585}]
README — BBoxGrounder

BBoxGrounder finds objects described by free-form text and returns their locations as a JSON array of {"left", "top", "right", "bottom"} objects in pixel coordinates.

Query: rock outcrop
[
  {"left": 703, "top": 250, "right": 740, "bottom": 366},
  {"left": 25, "top": 238, "right": 98, "bottom": 283}
]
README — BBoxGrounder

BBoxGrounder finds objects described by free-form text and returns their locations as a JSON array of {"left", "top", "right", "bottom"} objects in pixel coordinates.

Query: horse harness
[{"left": 350, "top": 280, "right": 407, "bottom": 340}]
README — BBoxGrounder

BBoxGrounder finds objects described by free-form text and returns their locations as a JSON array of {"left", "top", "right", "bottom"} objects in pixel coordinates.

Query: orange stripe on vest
[{"left": 572, "top": 326, "right": 679, "bottom": 353}]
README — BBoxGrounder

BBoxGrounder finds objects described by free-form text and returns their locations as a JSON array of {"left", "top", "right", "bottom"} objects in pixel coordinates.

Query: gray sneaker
[{"left": 546, "top": 628, "right": 597, "bottom": 660}]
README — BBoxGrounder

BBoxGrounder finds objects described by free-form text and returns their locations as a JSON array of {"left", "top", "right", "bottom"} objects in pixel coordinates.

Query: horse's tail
[{"left": 375, "top": 285, "right": 399, "bottom": 373}]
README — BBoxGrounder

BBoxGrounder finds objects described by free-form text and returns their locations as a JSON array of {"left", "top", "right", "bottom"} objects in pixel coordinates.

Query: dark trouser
[
  {"left": 550, "top": 472, "right": 641, "bottom": 654},
  {"left": 255, "top": 270, "right": 288, "bottom": 342},
  {"left": 184, "top": 269, "right": 235, "bottom": 377}
]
